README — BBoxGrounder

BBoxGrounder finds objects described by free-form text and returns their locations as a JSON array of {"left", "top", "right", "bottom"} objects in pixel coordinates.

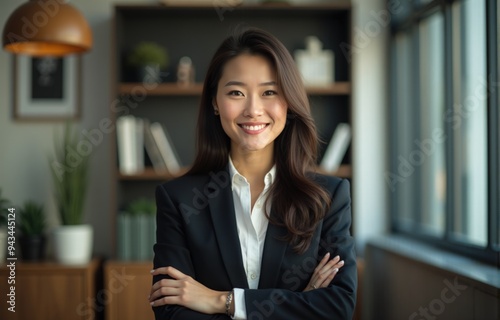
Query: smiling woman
[
  {"left": 214, "top": 54, "right": 287, "bottom": 162},
  {"left": 149, "top": 28, "right": 357, "bottom": 320}
]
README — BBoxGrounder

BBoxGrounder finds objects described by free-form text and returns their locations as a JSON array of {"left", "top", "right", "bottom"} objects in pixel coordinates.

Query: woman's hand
[
  {"left": 303, "top": 252, "right": 344, "bottom": 292},
  {"left": 149, "top": 266, "right": 229, "bottom": 315}
]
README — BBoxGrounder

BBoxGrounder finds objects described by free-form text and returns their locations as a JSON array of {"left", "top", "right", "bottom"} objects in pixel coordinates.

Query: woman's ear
[{"left": 212, "top": 98, "right": 220, "bottom": 115}]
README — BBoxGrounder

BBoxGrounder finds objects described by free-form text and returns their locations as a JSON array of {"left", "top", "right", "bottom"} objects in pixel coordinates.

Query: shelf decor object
[
  {"left": 50, "top": 123, "right": 93, "bottom": 265},
  {"left": 2, "top": 0, "right": 92, "bottom": 56},
  {"left": 128, "top": 41, "right": 168, "bottom": 83},
  {"left": 295, "top": 36, "right": 335, "bottom": 86}
]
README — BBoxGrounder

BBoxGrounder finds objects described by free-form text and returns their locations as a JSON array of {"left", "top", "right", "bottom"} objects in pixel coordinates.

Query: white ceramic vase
[{"left": 53, "top": 224, "right": 93, "bottom": 265}]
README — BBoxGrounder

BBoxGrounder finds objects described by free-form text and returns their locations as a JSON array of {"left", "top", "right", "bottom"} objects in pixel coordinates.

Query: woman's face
[{"left": 214, "top": 54, "right": 288, "bottom": 157}]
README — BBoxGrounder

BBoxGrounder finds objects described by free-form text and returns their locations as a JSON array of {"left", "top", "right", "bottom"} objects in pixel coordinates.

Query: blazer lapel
[
  {"left": 258, "top": 211, "right": 289, "bottom": 288},
  {"left": 208, "top": 169, "right": 249, "bottom": 289}
]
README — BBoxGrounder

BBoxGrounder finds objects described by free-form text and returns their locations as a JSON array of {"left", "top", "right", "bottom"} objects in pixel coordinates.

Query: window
[{"left": 388, "top": 0, "right": 499, "bottom": 264}]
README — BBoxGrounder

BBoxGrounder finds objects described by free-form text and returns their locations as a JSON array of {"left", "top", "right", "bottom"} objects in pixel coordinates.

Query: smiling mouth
[{"left": 238, "top": 123, "right": 269, "bottom": 134}]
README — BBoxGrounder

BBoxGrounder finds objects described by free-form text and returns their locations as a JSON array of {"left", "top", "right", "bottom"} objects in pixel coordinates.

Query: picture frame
[{"left": 13, "top": 55, "right": 81, "bottom": 120}]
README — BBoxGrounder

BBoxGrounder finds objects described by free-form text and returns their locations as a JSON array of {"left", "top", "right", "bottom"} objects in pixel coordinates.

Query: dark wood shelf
[
  {"left": 306, "top": 82, "right": 351, "bottom": 95},
  {"left": 118, "top": 167, "right": 189, "bottom": 181},
  {"left": 118, "top": 83, "right": 203, "bottom": 96},
  {"left": 317, "top": 164, "right": 352, "bottom": 179},
  {"left": 118, "top": 82, "right": 350, "bottom": 96},
  {"left": 119, "top": 165, "right": 351, "bottom": 181}
]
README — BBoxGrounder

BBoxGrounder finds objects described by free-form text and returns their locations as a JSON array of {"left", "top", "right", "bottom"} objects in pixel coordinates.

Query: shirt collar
[{"left": 228, "top": 157, "right": 276, "bottom": 187}]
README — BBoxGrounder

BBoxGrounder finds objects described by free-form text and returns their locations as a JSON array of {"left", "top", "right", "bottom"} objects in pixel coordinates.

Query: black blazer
[{"left": 153, "top": 168, "right": 357, "bottom": 320}]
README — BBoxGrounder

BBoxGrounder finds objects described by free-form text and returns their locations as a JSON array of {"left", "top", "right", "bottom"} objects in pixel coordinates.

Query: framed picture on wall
[{"left": 13, "top": 55, "right": 81, "bottom": 120}]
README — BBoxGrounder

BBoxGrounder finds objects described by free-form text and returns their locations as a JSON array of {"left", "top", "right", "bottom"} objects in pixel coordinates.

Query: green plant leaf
[
  {"left": 49, "top": 122, "right": 91, "bottom": 226},
  {"left": 19, "top": 201, "right": 45, "bottom": 236}
]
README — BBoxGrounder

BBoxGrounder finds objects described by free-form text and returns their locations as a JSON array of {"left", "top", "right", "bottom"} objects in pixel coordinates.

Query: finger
[
  {"left": 150, "top": 278, "right": 178, "bottom": 296},
  {"left": 150, "top": 267, "right": 172, "bottom": 276},
  {"left": 314, "top": 260, "right": 343, "bottom": 288},
  {"left": 151, "top": 266, "right": 186, "bottom": 279},
  {"left": 317, "top": 256, "right": 341, "bottom": 276},
  {"left": 149, "top": 286, "right": 181, "bottom": 302},
  {"left": 150, "top": 295, "right": 181, "bottom": 307},
  {"left": 317, "top": 268, "right": 339, "bottom": 287},
  {"left": 333, "top": 259, "right": 345, "bottom": 270},
  {"left": 313, "top": 252, "right": 330, "bottom": 272}
]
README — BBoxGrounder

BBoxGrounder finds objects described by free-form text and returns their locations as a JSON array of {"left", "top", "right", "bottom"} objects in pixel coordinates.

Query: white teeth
[{"left": 242, "top": 124, "right": 266, "bottom": 131}]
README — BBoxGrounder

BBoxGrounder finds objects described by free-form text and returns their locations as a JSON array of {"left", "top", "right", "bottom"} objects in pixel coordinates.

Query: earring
[{"left": 214, "top": 108, "right": 220, "bottom": 115}]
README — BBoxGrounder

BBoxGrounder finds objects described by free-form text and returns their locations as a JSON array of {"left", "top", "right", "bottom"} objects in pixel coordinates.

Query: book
[
  {"left": 143, "top": 120, "right": 168, "bottom": 174},
  {"left": 148, "top": 214, "right": 156, "bottom": 260},
  {"left": 134, "top": 117, "right": 145, "bottom": 173},
  {"left": 150, "top": 122, "right": 181, "bottom": 173},
  {"left": 320, "top": 123, "right": 352, "bottom": 173},
  {"left": 135, "top": 214, "right": 149, "bottom": 261},
  {"left": 116, "top": 115, "right": 144, "bottom": 174},
  {"left": 116, "top": 115, "right": 136, "bottom": 175},
  {"left": 117, "top": 212, "right": 132, "bottom": 261}
]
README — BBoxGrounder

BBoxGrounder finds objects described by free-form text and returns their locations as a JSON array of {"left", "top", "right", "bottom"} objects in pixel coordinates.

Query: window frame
[{"left": 388, "top": 0, "right": 499, "bottom": 266}]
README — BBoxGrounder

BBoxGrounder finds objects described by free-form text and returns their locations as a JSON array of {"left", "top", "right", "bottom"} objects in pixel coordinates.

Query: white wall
[
  {"left": 0, "top": 0, "right": 389, "bottom": 258},
  {"left": 350, "top": 0, "right": 390, "bottom": 255}
]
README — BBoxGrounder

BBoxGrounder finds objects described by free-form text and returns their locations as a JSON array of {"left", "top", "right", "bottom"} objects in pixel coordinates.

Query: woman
[{"left": 149, "top": 28, "right": 357, "bottom": 319}]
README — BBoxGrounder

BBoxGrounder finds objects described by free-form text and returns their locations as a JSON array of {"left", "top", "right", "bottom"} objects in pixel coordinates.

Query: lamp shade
[{"left": 2, "top": 0, "right": 92, "bottom": 56}]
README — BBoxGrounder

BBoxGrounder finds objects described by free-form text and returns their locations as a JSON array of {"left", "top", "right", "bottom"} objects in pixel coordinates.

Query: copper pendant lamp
[{"left": 2, "top": 0, "right": 92, "bottom": 56}]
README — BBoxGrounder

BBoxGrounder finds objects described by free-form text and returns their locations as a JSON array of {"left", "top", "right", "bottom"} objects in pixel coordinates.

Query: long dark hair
[{"left": 188, "top": 28, "right": 331, "bottom": 253}]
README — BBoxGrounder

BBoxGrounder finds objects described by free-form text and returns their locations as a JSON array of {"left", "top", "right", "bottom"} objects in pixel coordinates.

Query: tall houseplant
[
  {"left": 50, "top": 123, "right": 93, "bottom": 264},
  {"left": 18, "top": 201, "right": 46, "bottom": 261}
]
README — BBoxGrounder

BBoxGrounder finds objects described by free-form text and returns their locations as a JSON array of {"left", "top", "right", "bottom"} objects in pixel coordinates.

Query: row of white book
[
  {"left": 116, "top": 115, "right": 181, "bottom": 175},
  {"left": 320, "top": 123, "right": 352, "bottom": 173}
]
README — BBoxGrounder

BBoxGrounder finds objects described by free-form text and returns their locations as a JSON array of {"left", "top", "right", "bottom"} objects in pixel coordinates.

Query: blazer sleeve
[
  {"left": 243, "top": 179, "right": 357, "bottom": 320},
  {"left": 152, "top": 184, "right": 231, "bottom": 320}
]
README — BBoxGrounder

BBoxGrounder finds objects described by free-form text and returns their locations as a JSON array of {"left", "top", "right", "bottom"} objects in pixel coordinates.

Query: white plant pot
[
  {"left": 0, "top": 228, "right": 6, "bottom": 262},
  {"left": 53, "top": 224, "right": 93, "bottom": 265}
]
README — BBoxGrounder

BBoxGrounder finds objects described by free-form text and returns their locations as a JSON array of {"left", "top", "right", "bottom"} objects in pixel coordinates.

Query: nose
[{"left": 243, "top": 95, "right": 264, "bottom": 118}]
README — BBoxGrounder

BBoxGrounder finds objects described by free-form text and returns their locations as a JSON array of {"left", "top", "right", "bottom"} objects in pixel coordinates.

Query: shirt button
[{"left": 250, "top": 273, "right": 257, "bottom": 280}]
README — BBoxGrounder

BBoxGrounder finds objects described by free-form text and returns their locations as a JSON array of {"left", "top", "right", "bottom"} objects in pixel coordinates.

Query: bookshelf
[{"left": 109, "top": 4, "right": 352, "bottom": 318}]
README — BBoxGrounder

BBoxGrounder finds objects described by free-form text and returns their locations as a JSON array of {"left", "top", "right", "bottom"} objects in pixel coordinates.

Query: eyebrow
[{"left": 223, "top": 81, "right": 277, "bottom": 87}]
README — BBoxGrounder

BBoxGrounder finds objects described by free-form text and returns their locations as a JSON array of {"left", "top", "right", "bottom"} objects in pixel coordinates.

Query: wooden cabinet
[
  {"left": 104, "top": 260, "right": 154, "bottom": 320},
  {"left": 0, "top": 259, "right": 99, "bottom": 320},
  {"left": 109, "top": 3, "right": 353, "bottom": 319}
]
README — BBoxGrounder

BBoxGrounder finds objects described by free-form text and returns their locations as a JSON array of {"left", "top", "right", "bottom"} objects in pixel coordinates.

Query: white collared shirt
[{"left": 228, "top": 158, "right": 275, "bottom": 319}]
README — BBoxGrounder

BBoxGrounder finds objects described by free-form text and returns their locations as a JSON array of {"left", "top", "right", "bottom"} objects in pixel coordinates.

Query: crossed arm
[
  {"left": 149, "top": 252, "right": 344, "bottom": 315},
  {"left": 149, "top": 178, "right": 356, "bottom": 320}
]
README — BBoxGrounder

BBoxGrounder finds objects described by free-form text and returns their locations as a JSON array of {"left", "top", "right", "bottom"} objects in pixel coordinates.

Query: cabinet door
[
  {"left": 0, "top": 262, "right": 97, "bottom": 320},
  {"left": 105, "top": 261, "right": 154, "bottom": 320}
]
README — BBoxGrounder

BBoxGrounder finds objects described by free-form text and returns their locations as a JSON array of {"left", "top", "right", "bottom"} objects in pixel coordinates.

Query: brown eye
[
  {"left": 263, "top": 90, "right": 277, "bottom": 96},
  {"left": 228, "top": 90, "right": 244, "bottom": 96}
]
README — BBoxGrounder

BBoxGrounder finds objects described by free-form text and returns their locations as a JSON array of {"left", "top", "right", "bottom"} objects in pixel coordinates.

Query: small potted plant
[
  {"left": 50, "top": 123, "right": 93, "bottom": 264},
  {"left": 18, "top": 201, "right": 46, "bottom": 261},
  {"left": 128, "top": 41, "right": 168, "bottom": 82}
]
